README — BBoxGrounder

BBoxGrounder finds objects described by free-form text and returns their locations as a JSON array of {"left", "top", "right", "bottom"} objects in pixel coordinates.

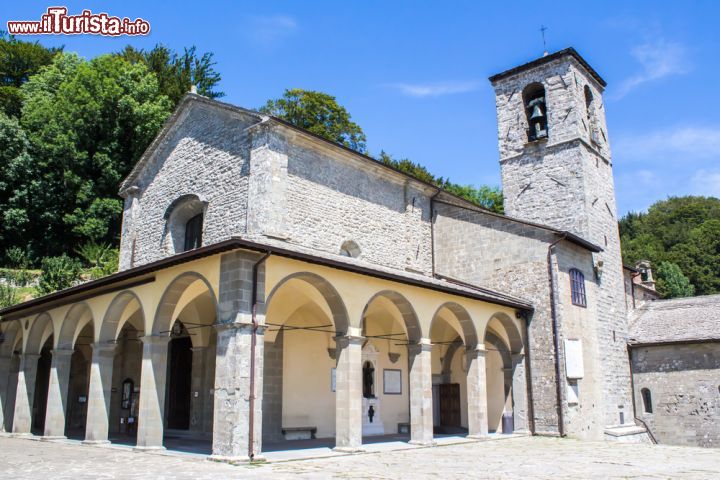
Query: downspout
[
  {"left": 547, "top": 234, "right": 566, "bottom": 437},
  {"left": 430, "top": 188, "right": 442, "bottom": 277},
  {"left": 248, "top": 251, "right": 271, "bottom": 461}
]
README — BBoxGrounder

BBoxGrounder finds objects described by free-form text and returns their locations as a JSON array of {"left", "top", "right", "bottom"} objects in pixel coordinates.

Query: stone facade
[{"left": 630, "top": 343, "right": 720, "bottom": 447}]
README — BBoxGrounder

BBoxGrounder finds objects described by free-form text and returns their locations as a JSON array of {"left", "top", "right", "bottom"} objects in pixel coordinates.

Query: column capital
[
  {"left": 22, "top": 353, "right": 41, "bottom": 360},
  {"left": 511, "top": 352, "right": 525, "bottom": 363},
  {"left": 140, "top": 334, "right": 171, "bottom": 346},
  {"left": 334, "top": 334, "right": 364, "bottom": 348},
  {"left": 190, "top": 346, "right": 208, "bottom": 352},
  {"left": 51, "top": 348, "right": 75, "bottom": 358},
  {"left": 213, "top": 321, "right": 267, "bottom": 334},
  {"left": 90, "top": 342, "right": 117, "bottom": 353},
  {"left": 466, "top": 344, "right": 487, "bottom": 358},
  {"left": 407, "top": 338, "right": 432, "bottom": 355}
]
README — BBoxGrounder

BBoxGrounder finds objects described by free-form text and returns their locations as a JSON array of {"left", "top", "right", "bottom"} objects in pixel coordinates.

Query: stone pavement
[{"left": 1, "top": 435, "right": 718, "bottom": 479}]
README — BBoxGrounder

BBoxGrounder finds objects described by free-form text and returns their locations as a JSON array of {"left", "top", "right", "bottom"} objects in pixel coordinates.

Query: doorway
[
  {"left": 438, "top": 383, "right": 461, "bottom": 428},
  {"left": 166, "top": 328, "right": 192, "bottom": 430}
]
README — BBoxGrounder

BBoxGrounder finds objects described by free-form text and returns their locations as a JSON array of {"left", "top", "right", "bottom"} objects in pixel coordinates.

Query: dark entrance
[
  {"left": 166, "top": 327, "right": 192, "bottom": 430},
  {"left": 438, "top": 383, "right": 461, "bottom": 428},
  {"left": 31, "top": 342, "right": 52, "bottom": 434}
]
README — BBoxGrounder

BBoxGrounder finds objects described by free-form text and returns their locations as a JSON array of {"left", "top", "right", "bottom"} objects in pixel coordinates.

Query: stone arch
[
  {"left": 153, "top": 271, "right": 218, "bottom": 336},
  {"left": 485, "top": 330, "right": 512, "bottom": 369},
  {"left": 431, "top": 302, "right": 478, "bottom": 348},
  {"left": 266, "top": 272, "right": 349, "bottom": 335},
  {"left": 0, "top": 320, "right": 22, "bottom": 357},
  {"left": 482, "top": 312, "right": 523, "bottom": 354},
  {"left": 25, "top": 313, "right": 54, "bottom": 354},
  {"left": 360, "top": 290, "right": 422, "bottom": 343},
  {"left": 162, "top": 194, "right": 208, "bottom": 254},
  {"left": 99, "top": 291, "right": 145, "bottom": 343},
  {"left": 58, "top": 303, "right": 94, "bottom": 350},
  {"left": 441, "top": 335, "right": 464, "bottom": 377}
]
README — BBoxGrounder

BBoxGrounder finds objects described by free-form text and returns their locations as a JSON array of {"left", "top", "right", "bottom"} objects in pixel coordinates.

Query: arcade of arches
[{"left": 0, "top": 249, "right": 529, "bottom": 461}]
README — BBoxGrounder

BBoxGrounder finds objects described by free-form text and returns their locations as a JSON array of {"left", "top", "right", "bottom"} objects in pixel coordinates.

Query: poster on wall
[{"left": 383, "top": 369, "right": 402, "bottom": 394}]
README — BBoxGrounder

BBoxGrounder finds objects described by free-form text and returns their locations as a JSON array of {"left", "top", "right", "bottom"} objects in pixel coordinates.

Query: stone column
[
  {"left": 12, "top": 353, "right": 39, "bottom": 435},
  {"left": 84, "top": 343, "right": 116, "bottom": 444},
  {"left": 4, "top": 355, "right": 20, "bottom": 432},
  {"left": 189, "top": 346, "right": 207, "bottom": 434},
  {"left": 0, "top": 356, "right": 11, "bottom": 432},
  {"left": 408, "top": 339, "right": 434, "bottom": 445},
  {"left": 42, "top": 349, "right": 74, "bottom": 439},
  {"left": 210, "top": 322, "right": 265, "bottom": 463},
  {"left": 334, "top": 333, "right": 363, "bottom": 452},
  {"left": 135, "top": 335, "right": 170, "bottom": 450},
  {"left": 511, "top": 353, "right": 529, "bottom": 433},
  {"left": 466, "top": 345, "right": 489, "bottom": 438}
]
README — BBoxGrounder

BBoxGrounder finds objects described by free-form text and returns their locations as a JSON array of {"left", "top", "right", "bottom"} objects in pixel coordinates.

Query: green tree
[
  {"left": 0, "top": 283, "right": 19, "bottom": 308},
  {"left": 76, "top": 243, "right": 119, "bottom": 279},
  {"left": 620, "top": 196, "right": 720, "bottom": 295},
  {"left": 117, "top": 44, "right": 224, "bottom": 105},
  {"left": 655, "top": 262, "right": 695, "bottom": 298},
  {"left": 38, "top": 254, "right": 82, "bottom": 294},
  {"left": 18, "top": 52, "right": 172, "bottom": 257},
  {"left": 0, "top": 33, "right": 62, "bottom": 117},
  {"left": 261, "top": 89, "right": 367, "bottom": 152}
]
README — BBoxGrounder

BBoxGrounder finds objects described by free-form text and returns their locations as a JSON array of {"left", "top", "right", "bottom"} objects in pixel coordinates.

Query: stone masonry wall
[
  {"left": 119, "top": 102, "right": 258, "bottom": 270},
  {"left": 492, "top": 55, "right": 632, "bottom": 429},
  {"left": 631, "top": 343, "right": 720, "bottom": 447}
]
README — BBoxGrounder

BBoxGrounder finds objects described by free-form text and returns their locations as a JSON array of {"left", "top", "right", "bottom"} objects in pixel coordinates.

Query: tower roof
[{"left": 489, "top": 47, "right": 607, "bottom": 87}]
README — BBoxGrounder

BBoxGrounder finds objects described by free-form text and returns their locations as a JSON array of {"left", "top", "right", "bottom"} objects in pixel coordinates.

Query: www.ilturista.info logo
[{"left": 6, "top": 7, "right": 150, "bottom": 36}]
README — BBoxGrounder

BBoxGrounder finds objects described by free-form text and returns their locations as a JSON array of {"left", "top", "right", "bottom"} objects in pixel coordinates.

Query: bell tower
[{"left": 489, "top": 48, "right": 634, "bottom": 432}]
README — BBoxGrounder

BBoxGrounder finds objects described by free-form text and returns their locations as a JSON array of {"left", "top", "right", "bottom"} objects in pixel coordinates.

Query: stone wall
[{"left": 631, "top": 343, "right": 720, "bottom": 447}]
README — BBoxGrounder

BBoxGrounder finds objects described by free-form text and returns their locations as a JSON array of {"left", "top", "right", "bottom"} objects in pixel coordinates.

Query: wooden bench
[{"left": 281, "top": 426, "right": 317, "bottom": 440}]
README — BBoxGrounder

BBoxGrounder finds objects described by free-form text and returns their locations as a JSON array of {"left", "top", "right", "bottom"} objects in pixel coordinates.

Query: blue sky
[{"left": 3, "top": 1, "right": 718, "bottom": 215}]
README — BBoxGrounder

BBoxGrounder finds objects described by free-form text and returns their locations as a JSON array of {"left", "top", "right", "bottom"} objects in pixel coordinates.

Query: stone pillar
[
  {"left": 12, "top": 353, "right": 39, "bottom": 435},
  {"left": 42, "top": 349, "right": 74, "bottom": 439},
  {"left": 408, "top": 339, "right": 434, "bottom": 445},
  {"left": 261, "top": 330, "right": 284, "bottom": 443},
  {"left": 4, "top": 355, "right": 20, "bottom": 432},
  {"left": 511, "top": 353, "right": 529, "bottom": 433},
  {"left": 210, "top": 322, "right": 264, "bottom": 463},
  {"left": 189, "top": 346, "right": 207, "bottom": 434},
  {"left": 334, "top": 333, "right": 363, "bottom": 452},
  {"left": 466, "top": 345, "right": 488, "bottom": 438},
  {"left": 84, "top": 343, "right": 116, "bottom": 444},
  {"left": 135, "top": 335, "right": 170, "bottom": 450},
  {"left": 0, "top": 356, "right": 11, "bottom": 432}
]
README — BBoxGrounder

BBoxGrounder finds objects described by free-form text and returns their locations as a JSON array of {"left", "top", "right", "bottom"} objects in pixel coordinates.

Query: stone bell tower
[{"left": 489, "top": 48, "right": 634, "bottom": 432}]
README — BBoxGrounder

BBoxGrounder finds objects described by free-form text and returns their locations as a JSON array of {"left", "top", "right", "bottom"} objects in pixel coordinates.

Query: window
[
  {"left": 570, "top": 268, "right": 587, "bottom": 307},
  {"left": 523, "top": 83, "right": 548, "bottom": 141},
  {"left": 184, "top": 213, "right": 203, "bottom": 251},
  {"left": 641, "top": 388, "right": 653, "bottom": 414},
  {"left": 339, "top": 240, "right": 361, "bottom": 258}
]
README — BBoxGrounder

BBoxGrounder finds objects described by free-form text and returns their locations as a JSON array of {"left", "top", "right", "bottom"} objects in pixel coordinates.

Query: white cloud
[
  {"left": 612, "top": 38, "right": 690, "bottom": 99},
  {"left": 615, "top": 126, "right": 720, "bottom": 161},
  {"left": 245, "top": 15, "right": 297, "bottom": 47},
  {"left": 692, "top": 169, "right": 720, "bottom": 197},
  {"left": 388, "top": 81, "right": 479, "bottom": 98}
]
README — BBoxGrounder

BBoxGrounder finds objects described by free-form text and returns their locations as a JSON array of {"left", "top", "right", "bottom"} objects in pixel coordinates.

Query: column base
[
  {"left": 208, "top": 454, "right": 267, "bottom": 464},
  {"left": 82, "top": 439, "right": 111, "bottom": 445},
  {"left": 466, "top": 434, "right": 489, "bottom": 439},
  {"left": 408, "top": 439, "right": 436, "bottom": 446},
  {"left": 40, "top": 435, "right": 67, "bottom": 441},
  {"left": 10, "top": 432, "right": 34, "bottom": 438},
  {"left": 133, "top": 445, "right": 166, "bottom": 452},
  {"left": 333, "top": 446, "right": 365, "bottom": 453}
]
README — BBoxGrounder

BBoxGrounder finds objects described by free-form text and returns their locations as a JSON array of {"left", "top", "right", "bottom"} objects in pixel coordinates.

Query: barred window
[{"left": 570, "top": 268, "right": 587, "bottom": 307}]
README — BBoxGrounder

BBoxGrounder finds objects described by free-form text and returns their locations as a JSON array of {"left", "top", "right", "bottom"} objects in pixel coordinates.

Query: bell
[{"left": 530, "top": 104, "right": 544, "bottom": 119}]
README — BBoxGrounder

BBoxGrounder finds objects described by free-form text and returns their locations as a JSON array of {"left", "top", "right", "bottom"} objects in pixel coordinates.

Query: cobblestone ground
[{"left": 1, "top": 435, "right": 718, "bottom": 479}]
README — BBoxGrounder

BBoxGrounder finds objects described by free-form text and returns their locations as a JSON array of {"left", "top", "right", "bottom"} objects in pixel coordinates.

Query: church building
[{"left": 0, "top": 48, "right": 653, "bottom": 462}]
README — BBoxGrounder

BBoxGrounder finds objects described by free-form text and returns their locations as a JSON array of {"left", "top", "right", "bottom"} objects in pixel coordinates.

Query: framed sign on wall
[{"left": 383, "top": 369, "right": 402, "bottom": 395}]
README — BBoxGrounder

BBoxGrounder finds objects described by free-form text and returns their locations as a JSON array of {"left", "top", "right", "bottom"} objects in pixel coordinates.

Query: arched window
[
  {"left": 641, "top": 388, "right": 653, "bottom": 414},
  {"left": 340, "top": 240, "right": 361, "bottom": 258},
  {"left": 523, "top": 83, "right": 548, "bottom": 142},
  {"left": 163, "top": 194, "right": 206, "bottom": 254},
  {"left": 570, "top": 268, "right": 587, "bottom": 307},
  {"left": 584, "top": 85, "right": 594, "bottom": 119}
]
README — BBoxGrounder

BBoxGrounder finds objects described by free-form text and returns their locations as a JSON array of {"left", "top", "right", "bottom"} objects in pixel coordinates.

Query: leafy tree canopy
[
  {"left": 261, "top": 89, "right": 367, "bottom": 153},
  {"left": 117, "top": 44, "right": 224, "bottom": 105},
  {"left": 620, "top": 196, "right": 720, "bottom": 297},
  {"left": 654, "top": 261, "right": 695, "bottom": 298},
  {"left": 0, "top": 33, "right": 62, "bottom": 117}
]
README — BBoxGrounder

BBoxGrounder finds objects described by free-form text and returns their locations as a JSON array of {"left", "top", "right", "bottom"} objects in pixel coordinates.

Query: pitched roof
[
  {"left": 628, "top": 294, "right": 720, "bottom": 345},
  {"left": 488, "top": 47, "right": 607, "bottom": 87}
]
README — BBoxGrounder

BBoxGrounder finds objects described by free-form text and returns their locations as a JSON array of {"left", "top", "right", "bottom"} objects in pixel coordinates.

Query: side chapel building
[{"left": 0, "top": 48, "right": 658, "bottom": 461}]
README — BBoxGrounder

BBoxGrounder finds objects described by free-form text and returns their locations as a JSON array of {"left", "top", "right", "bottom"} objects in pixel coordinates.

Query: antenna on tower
[{"left": 540, "top": 25, "right": 549, "bottom": 56}]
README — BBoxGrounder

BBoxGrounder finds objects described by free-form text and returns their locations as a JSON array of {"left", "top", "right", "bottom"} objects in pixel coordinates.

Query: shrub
[
  {"left": 38, "top": 254, "right": 82, "bottom": 295},
  {"left": 0, "top": 283, "right": 19, "bottom": 308}
]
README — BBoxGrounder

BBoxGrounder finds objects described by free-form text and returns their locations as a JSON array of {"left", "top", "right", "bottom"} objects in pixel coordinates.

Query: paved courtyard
[{"left": 1, "top": 434, "right": 719, "bottom": 479}]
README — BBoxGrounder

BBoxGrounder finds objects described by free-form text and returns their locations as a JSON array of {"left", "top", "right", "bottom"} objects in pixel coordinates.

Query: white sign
[{"left": 564, "top": 339, "right": 584, "bottom": 379}]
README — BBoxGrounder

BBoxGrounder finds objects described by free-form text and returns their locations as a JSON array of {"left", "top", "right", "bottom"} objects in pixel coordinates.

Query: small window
[
  {"left": 523, "top": 83, "right": 548, "bottom": 142},
  {"left": 184, "top": 213, "right": 203, "bottom": 251},
  {"left": 570, "top": 268, "right": 587, "bottom": 307},
  {"left": 641, "top": 388, "right": 653, "bottom": 414},
  {"left": 340, "top": 240, "right": 361, "bottom": 258}
]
